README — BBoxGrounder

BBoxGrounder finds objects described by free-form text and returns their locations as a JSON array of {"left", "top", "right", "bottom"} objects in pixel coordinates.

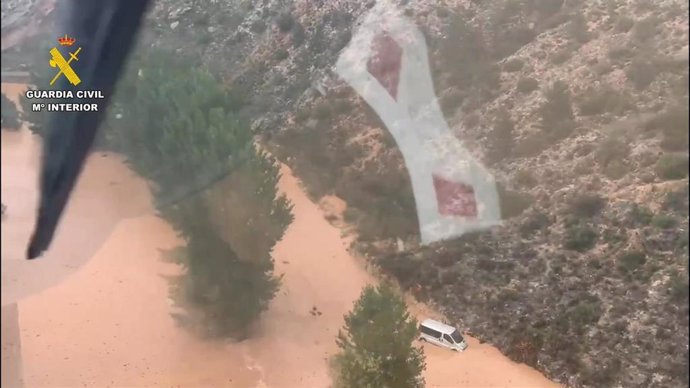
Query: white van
[{"left": 419, "top": 319, "right": 468, "bottom": 352}]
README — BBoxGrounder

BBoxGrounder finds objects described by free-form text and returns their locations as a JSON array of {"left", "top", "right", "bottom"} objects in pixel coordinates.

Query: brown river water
[{"left": 1, "top": 83, "right": 560, "bottom": 387}]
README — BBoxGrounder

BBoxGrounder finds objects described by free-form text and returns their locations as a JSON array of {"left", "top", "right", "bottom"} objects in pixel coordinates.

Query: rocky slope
[{"left": 3, "top": 1, "right": 688, "bottom": 387}]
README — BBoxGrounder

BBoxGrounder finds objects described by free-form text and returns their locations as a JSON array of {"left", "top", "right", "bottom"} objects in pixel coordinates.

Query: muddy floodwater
[{"left": 1, "top": 83, "right": 560, "bottom": 387}]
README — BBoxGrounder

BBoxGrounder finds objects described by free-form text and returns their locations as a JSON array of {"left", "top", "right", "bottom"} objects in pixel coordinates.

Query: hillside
[{"left": 2, "top": 0, "right": 688, "bottom": 387}]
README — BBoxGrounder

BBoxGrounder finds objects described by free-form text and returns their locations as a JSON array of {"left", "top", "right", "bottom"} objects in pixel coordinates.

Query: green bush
[
  {"left": 568, "top": 11, "right": 591, "bottom": 44},
  {"left": 1, "top": 92, "right": 20, "bottom": 130},
  {"left": 662, "top": 185, "right": 689, "bottom": 215},
  {"left": 626, "top": 58, "right": 657, "bottom": 90},
  {"left": 603, "top": 160, "right": 629, "bottom": 180},
  {"left": 645, "top": 105, "right": 690, "bottom": 152},
  {"left": 515, "top": 132, "right": 549, "bottom": 157},
  {"left": 333, "top": 284, "right": 426, "bottom": 388},
  {"left": 563, "top": 224, "right": 598, "bottom": 252},
  {"left": 550, "top": 49, "right": 572, "bottom": 65},
  {"left": 595, "top": 135, "right": 630, "bottom": 167},
  {"left": 577, "top": 88, "right": 633, "bottom": 116},
  {"left": 273, "top": 48, "right": 289, "bottom": 61},
  {"left": 651, "top": 214, "right": 678, "bottom": 229},
  {"left": 614, "top": 16, "right": 635, "bottom": 33},
  {"left": 655, "top": 154, "right": 689, "bottom": 180},
  {"left": 503, "top": 58, "right": 525, "bottom": 72},
  {"left": 569, "top": 193, "right": 606, "bottom": 218},
  {"left": 539, "top": 81, "right": 575, "bottom": 139},
  {"left": 617, "top": 250, "right": 647, "bottom": 273},
  {"left": 276, "top": 13, "right": 295, "bottom": 32},
  {"left": 516, "top": 77, "right": 539, "bottom": 94},
  {"left": 632, "top": 16, "right": 659, "bottom": 43},
  {"left": 607, "top": 46, "right": 635, "bottom": 63},
  {"left": 668, "top": 273, "right": 689, "bottom": 302},
  {"left": 629, "top": 204, "right": 653, "bottom": 225},
  {"left": 487, "top": 108, "right": 515, "bottom": 163},
  {"left": 498, "top": 185, "right": 532, "bottom": 219}
]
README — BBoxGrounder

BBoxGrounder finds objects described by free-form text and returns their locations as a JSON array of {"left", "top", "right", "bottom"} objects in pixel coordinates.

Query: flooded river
[{"left": 1, "top": 83, "right": 560, "bottom": 387}]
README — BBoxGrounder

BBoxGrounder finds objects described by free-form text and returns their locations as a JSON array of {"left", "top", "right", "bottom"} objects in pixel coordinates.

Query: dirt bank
[{"left": 2, "top": 83, "right": 560, "bottom": 387}]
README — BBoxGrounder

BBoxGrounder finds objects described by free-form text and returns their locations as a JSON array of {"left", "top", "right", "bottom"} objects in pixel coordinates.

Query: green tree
[
  {"left": 487, "top": 107, "right": 515, "bottom": 163},
  {"left": 333, "top": 284, "right": 426, "bottom": 388}
]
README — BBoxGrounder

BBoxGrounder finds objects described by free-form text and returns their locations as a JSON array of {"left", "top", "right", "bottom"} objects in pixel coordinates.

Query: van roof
[{"left": 420, "top": 319, "right": 456, "bottom": 334}]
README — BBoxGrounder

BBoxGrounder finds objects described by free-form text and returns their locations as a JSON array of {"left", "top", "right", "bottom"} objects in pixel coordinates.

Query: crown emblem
[{"left": 57, "top": 34, "right": 76, "bottom": 46}]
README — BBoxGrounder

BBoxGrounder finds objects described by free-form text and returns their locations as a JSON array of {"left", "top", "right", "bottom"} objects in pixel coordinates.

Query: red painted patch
[
  {"left": 432, "top": 174, "right": 478, "bottom": 218},
  {"left": 367, "top": 32, "right": 403, "bottom": 100}
]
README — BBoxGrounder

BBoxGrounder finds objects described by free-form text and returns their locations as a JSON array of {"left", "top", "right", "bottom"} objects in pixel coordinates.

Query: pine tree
[
  {"left": 109, "top": 49, "right": 292, "bottom": 337},
  {"left": 334, "top": 284, "right": 426, "bottom": 388}
]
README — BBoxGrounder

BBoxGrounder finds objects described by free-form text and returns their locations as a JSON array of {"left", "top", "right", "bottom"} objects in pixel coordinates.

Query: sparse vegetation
[
  {"left": 655, "top": 154, "right": 689, "bottom": 180},
  {"left": 563, "top": 223, "right": 598, "bottom": 252},
  {"left": 626, "top": 57, "right": 657, "bottom": 90}
]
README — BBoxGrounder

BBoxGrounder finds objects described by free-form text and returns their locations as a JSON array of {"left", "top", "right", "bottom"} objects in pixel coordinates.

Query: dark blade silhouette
[{"left": 27, "top": 0, "right": 153, "bottom": 259}]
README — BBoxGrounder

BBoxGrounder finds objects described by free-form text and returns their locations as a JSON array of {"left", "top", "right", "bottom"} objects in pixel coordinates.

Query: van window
[
  {"left": 420, "top": 325, "right": 441, "bottom": 338},
  {"left": 450, "top": 330, "right": 463, "bottom": 343},
  {"left": 443, "top": 334, "right": 453, "bottom": 343}
]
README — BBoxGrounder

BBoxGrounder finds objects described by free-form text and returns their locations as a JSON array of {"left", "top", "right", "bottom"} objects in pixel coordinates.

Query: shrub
[
  {"left": 629, "top": 204, "right": 653, "bottom": 225},
  {"left": 626, "top": 58, "right": 657, "bottom": 90},
  {"left": 273, "top": 48, "right": 289, "bottom": 61},
  {"left": 276, "top": 13, "right": 295, "bottom": 32},
  {"left": 655, "top": 154, "right": 689, "bottom": 180},
  {"left": 550, "top": 49, "right": 572, "bottom": 65},
  {"left": 645, "top": 105, "right": 690, "bottom": 152},
  {"left": 569, "top": 193, "right": 606, "bottom": 218},
  {"left": 563, "top": 224, "right": 598, "bottom": 252},
  {"left": 568, "top": 11, "right": 591, "bottom": 44},
  {"left": 668, "top": 273, "right": 689, "bottom": 302},
  {"left": 503, "top": 58, "right": 525, "bottom": 72},
  {"left": 614, "top": 16, "right": 635, "bottom": 33},
  {"left": 1, "top": 92, "right": 20, "bottom": 130},
  {"left": 516, "top": 77, "right": 539, "bottom": 94},
  {"left": 333, "top": 284, "right": 426, "bottom": 388},
  {"left": 250, "top": 20, "right": 267, "bottom": 33},
  {"left": 651, "top": 214, "right": 678, "bottom": 229},
  {"left": 515, "top": 133, "right": 549, "bottom": 157},
  {"left": 292, "top": 22, "right": 306, "bottom": 47},
  {"left": 632, "top": 16, "right": 658, "bottom": 43},
  {"left": 514, "top": 169, "right": 538, "bottom": 188},
  {"left": 617, "top": 250, "right": 646, "bottom": 273},
  {"left": 661, "top": 185, "right": 689, "bottom": 215},
  {"left": 487, "top": 108, "right": 515, "bottom": 163},
  {"left": 577, "top": 88, "right": 633, "bottom": 116},
  {"left": 607, "top": 46, "right": 635, "bottom": 62},
  {"left": 498, "top": 185, "right": 532, "bottom": 219},
  {"left": 603, "top": 160, "right": 629, "bottom": 180},
  {"left": 595, "top": 135, "right": 630, "bottom": 167},
  {"left": 539, "top": 81, "right": 575, "bottom": 138},
  {"left": 520, "top": 211, "right": 551, "bottom": 236}
]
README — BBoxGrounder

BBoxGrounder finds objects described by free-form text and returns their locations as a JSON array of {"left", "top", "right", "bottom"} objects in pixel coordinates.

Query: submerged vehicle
[{"left": 419, "top": 318, "right": 468, "bottom": 352}]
